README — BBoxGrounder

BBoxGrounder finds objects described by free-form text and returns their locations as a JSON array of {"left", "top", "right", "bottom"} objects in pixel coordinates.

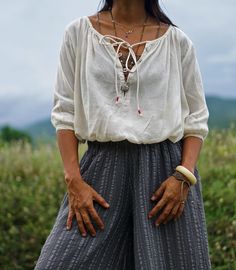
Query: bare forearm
[
  {"left": 57, "top": 130, "right": 81, "bottom": 176},
  {"left": 181, "top": 136, "right": 203, "bottom": 173}
]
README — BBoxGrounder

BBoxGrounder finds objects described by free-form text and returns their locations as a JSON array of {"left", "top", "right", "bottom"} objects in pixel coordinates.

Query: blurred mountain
[
  {"left": 22, "top": 118, "right": 55, "bottom": 142},
  {"left": 207, "top": 96, "right": 236, "bottom": 129}
]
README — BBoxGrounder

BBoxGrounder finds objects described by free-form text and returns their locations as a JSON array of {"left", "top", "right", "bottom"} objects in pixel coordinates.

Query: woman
[{"left": 34, "top": 0, "right": 212, "bottom": 269}]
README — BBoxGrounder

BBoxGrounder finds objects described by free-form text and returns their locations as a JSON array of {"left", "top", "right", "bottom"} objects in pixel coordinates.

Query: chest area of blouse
[
  {"left": 86, "top": 15, "right": 172, "bottom": 82},
  {"left": 77, "top": 17, "right": 181, "bottom": 100},
  {"left": 83, "top": 36, "right": 178, "bottom": 85}
]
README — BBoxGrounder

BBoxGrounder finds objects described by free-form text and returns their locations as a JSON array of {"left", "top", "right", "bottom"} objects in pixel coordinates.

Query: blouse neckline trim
[
  {"left": 84, "top": 15, "right": 173, "bottom": 46},
  {"left": 82, "top": 15, "right": 174, "bottom": 117}
]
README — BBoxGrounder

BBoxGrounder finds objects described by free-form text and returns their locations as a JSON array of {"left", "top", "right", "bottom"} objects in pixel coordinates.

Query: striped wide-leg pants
[{"left": 34, "top": 138, "right": 212, "bottom": 270}]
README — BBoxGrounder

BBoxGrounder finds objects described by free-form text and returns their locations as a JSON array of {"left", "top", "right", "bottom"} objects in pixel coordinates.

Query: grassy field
[
  {"left": 198, "top": 127, "right": 236, "bottom": 269},
  {"left": 0, "top": 127, "right": 236, "bottom": 270}
]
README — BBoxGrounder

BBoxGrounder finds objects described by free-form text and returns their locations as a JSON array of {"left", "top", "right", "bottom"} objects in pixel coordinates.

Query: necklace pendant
[
  {"left": 125, "top": 31, "right": 132, "bottom": 38},
  {"left": 121, "top": 81, "right": 130, "bottom": 94}
]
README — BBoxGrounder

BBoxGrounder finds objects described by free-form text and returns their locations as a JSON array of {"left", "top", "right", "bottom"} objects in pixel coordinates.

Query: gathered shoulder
[
  {"left": 59, "top": 16, "right": 87, "bottom": 50},
  {"left": 63, "top": 16, "right": 84, "bottom": 36},
  {"left": 171, "top": 25, "right": 194, "bottom": 48},
  {"left": 170, "top": 26, "right": 196, "bottom": 60}
]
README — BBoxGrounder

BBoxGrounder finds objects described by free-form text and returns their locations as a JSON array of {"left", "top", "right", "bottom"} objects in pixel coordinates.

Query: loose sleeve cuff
[{"left": 183, "top": 133, "right": 204, "bottom": 141}]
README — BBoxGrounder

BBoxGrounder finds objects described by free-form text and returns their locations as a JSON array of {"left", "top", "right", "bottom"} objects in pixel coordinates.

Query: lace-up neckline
[{"left": 85, "top": 16, "right": 173, "bottom": 116}]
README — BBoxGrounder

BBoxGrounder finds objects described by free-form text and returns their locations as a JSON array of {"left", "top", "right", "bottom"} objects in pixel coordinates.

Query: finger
[
  {"left": 80, "top": 208, "right": 97, "bottom": 237},
  {"left": 148, "top": 196, "right": 169, "bottom": 218},
  {"left": 66, "top": 208, "right": 74, "bottom": 230},
  {"left": 174, "top": 183, "right": 189, "bottom": 220},
  {"left": 75, "top": 209, "right": 87, "bottom": 237},
  {"left": 151, "top": 183, "right": 165, "bottom": 201},
  {"left": 155, "top": 202, "right": 175, "bottom": 225},
  {"left": 169, "top": 202, "right": 181, "bottom": 221},
  {"left": 88, "top": 205, "right": 105, "bottom": 230},
  {"left": 92, "top": 191, "right": 110, "bottom": 209},
  {"left": 164, "top": 203, "right": 180, "bottom": 224},
  {"left": 174, "top": 201, "right": 185, "bottom": 220}
]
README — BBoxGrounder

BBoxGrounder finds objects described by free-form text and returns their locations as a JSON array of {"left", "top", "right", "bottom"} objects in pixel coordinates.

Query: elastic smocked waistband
[
  {"left": 86, "top": 138, "right": 181, "bottom": 147},
  {"left": 87, "top": 139, "right": 134, "bottom": 147}
]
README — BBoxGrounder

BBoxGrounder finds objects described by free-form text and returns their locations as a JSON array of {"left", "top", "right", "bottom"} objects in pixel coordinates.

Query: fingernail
[
  {"left": 82, "top": 233, "right": 87, "bottom": 237},
  {"left": 148, "top": 214, "right": 152, "bottom": 219},
  {"left": 105, "top": 203, "right": 110, "bottom": 207},
  {"left": 151, "top": 196, "right": 156, "bottom": 200},
  {"left": 66, "top": 226, "right": 70, "bottom": 230},
  {"left": 155, "top": 222, "right": 160, "bottom": 226}
]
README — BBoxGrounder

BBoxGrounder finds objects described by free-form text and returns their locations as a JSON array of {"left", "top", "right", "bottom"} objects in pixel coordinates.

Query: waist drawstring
[{"left": 99, "top": 34, "right": 149, "bottom": 117}]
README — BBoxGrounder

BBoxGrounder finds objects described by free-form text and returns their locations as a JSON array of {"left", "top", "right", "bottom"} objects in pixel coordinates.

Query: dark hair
[{"left": 97, "top": 0, "right": 178, "bottom": 27}]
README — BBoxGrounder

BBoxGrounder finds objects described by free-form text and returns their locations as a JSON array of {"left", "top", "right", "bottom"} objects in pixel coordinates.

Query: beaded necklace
[{"left": 96, "top": 10, "right": 161, "bottom": 83}]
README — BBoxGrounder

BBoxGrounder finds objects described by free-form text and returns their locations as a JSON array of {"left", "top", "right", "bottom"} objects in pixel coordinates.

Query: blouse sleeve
[
  {"left": 181, "top": 39, "right": 209, "bottom": 141},
  {"left": 51, "top": 27, "right": 75, "bottom": 132}
]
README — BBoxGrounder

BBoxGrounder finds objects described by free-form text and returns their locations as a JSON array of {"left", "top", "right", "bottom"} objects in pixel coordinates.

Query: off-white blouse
[{"left": 51, "top": 15, "right": 209, "bottom": 144}]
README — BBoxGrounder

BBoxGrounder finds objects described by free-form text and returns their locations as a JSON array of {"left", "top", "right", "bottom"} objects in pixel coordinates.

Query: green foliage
[
  {"left": 0, "top": 140, "right": 64, "bottom": 269},
  {"left": 0, "top": 128, "right": 236, "bottom": 269},
  {"left": 197, "top": 126, "right": 236, "bottom": 270},
  {"left": 0, "top": 125, "right": 32, "bottom": 144}
]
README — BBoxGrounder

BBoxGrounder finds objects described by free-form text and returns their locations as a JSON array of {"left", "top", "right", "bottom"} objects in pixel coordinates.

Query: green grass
[
  {"left": 198, "top": 127, "right": 236, "bottom": 269},
  {"left": 0, "top": 128, "right": 236, "bottom": 269}
]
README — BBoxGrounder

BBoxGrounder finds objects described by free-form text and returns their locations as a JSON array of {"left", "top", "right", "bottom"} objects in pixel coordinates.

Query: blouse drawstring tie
[{"left": 99, "top": 34, "right": 149, "bottom": 117}]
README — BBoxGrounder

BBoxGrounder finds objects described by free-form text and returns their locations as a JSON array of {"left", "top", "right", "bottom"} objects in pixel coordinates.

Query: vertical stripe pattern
[{"left": 34, "top": 138, "right": 212, "bottom": 270}]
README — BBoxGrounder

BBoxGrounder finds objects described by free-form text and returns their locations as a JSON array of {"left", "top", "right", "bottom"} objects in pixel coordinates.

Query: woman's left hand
[{"left": 148, "top": 176, "right": 190, "bottom": 226}]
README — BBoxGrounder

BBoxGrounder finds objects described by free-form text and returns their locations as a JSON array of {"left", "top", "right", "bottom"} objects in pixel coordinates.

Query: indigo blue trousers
[{"left": 34, "top": 138, "right": 212, "bottom": 269}]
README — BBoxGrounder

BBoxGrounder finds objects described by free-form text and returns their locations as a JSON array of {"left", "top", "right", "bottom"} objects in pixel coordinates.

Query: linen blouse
[{"left": 50, "top": 15, "right": 209, "bottom": 144}]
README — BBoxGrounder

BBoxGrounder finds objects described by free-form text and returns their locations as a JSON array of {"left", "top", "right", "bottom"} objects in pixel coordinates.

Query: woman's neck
[{"left": 112, "top": 0, "right": 146, "bottom": 25}]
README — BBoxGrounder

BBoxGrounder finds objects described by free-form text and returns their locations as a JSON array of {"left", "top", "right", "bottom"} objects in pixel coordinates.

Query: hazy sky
[{"left": 0, "top": 0, "right": 235, "bottom": 128}]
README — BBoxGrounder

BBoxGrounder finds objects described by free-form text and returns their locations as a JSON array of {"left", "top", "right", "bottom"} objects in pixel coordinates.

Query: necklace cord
[{"left": 109, "top": 8, "right": 148, "bottom": 56}]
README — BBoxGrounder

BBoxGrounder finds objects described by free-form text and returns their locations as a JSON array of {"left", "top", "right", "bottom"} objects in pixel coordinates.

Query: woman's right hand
[{"left": 64, "top": 168, "right": 110, "bottom": 237}]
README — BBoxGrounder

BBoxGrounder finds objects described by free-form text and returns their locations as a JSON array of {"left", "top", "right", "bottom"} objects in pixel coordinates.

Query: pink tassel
[
  {"left": 138, "top": 108, "right": 143, "bottom": 116},
  {"left": 115, "top": 96, "right": 119, "bottom": 104}
]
